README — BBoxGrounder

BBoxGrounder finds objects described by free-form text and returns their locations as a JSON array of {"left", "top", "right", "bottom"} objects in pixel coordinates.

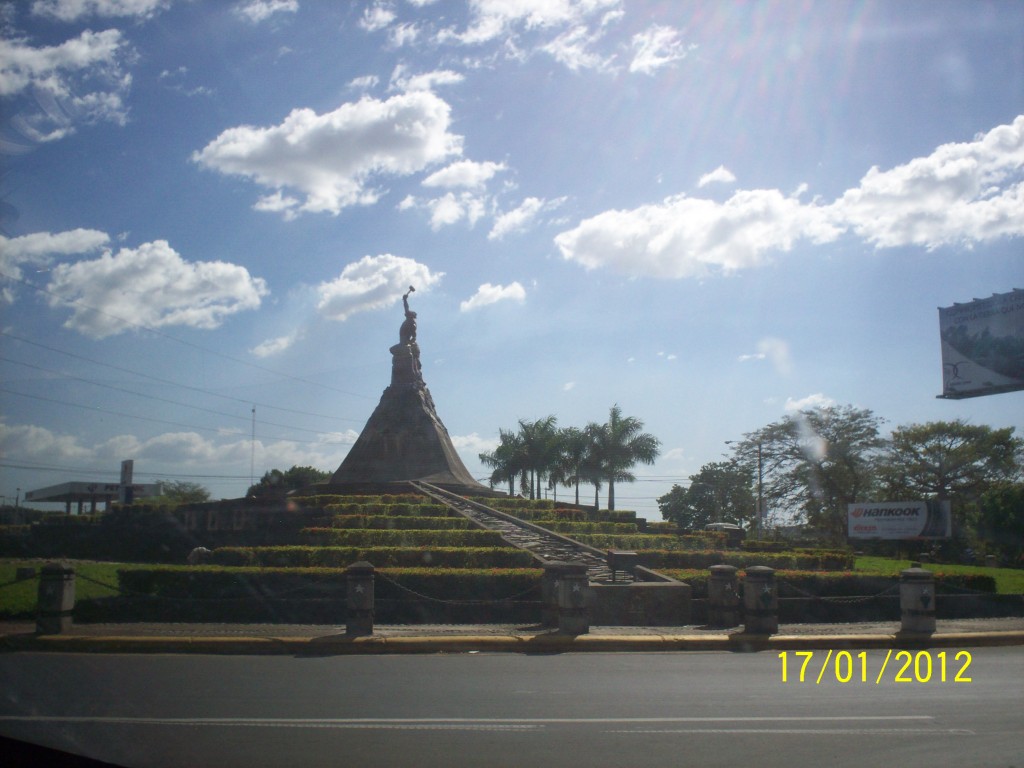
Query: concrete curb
[{"left": 3, "top": 630, "right": 1023, "bottom": 655}]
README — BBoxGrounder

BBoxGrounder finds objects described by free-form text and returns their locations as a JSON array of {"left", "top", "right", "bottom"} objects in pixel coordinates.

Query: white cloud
[
  {"left": 698, "top": 165, "right": 737, "bottom": 188},
  {"left": 629, "top": 24, "right": 689, "bottom": 75},
  {"left": 831, "top": 115, "right": 1024, "bottom": 249},
  {"left": 542, "top": 24, "right": 615, "bottom": 72},
  {"left": 563, "top": 381, "right": 576, "bottom": 391},
  {"left": 0, "top": 421, "right": 92, "bottom": 462},
  {"left": 422, "top": 159, "right": 505, "bottom": 189},
  {"left": 451, "top": 431, "right": 497, "bottom": 456},
  {"left": 556, "top": 116, "right": 1024, "bottom": 280},
  {"left": 445, "top": 0, "right": 621, "bottom": 46},
  {"left": 348, "top": 74, "right": 379, "bottom": 90},
  {"left": 0, "top": 228, "right": 110, "bottom": 285},
  {"left": 234, "top": 0, "right": 299, "bottom": 24},
  {"left": 489, "top": 196, "right": 565, "bottom": 239},
  {"left": 45, "top": 240, "right": 268, "bottom": 338},
  {"left": 317, "top": 254, "right": 442, "bottom": 321},
  {"left": 30, "top": 0, "right": 170, "bottom": 20},
  {"left": 389, "top": 67, "right": 464, "bottom": 92},
  {"left": 193, "top": 91, "right": 463, "bottom": 217},
  {"left": 0, "top": 29, "right": 132, "bottom": 139},
  {"left": 784, "top": 393, "right": 836, "bottom": 413},
  {"left": 250, "top": 331, "right": 301, "bottom": 358},
  {"left": 738, "top": 337, "right": 792, "bottom": 376},
  {"left": 459, "top": 281, "right": 526, "bottom": 312},
  {"left": 401, "top": 191, "right": 489, "bottom": 229},
  {"left": 388, "top": 22, "right": 421, "bottom": 48},
  {"left": 1, "top": 420, "right": 355, "bottom": 479},
  {"left": 555, "top": 190, "right": 839, "bottom": 278},
  {"left": 360, "top": 3, "right": 396, "bottom": 32}
]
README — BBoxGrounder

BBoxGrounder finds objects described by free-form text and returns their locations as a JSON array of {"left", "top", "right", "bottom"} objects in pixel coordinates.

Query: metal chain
[
  {"left": 777, "top": 578, "right": 900, "bottom": 603},
  {"left": 375, "top": 571, "right": 541, "bottom": 606},
  {"left": 0, "top": 575, "right": 37, "bottom": 591}
]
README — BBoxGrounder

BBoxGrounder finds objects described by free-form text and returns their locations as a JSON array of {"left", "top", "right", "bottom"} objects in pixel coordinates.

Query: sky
[{"left": 1, "top": 0, "right": 1022, "bottom": 522}]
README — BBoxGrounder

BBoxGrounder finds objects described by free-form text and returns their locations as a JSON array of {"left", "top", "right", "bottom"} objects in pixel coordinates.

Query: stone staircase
[{"left": 409, "top": 481, "right": 632, "bottom": 584}]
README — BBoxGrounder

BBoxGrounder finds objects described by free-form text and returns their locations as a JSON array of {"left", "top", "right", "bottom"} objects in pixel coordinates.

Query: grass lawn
[
  {"left": 856, "top": 556, "right": 1024, "bottom": 595},
  {"left": 0, "top": 559, "right": 128, "bottom": 618}
]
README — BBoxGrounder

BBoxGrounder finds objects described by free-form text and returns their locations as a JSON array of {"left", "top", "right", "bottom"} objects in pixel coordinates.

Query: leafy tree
[
  {"left": 658, "top": 461, "right": 755, "bottom": 530},
  {"left": 587, "top": 404, "right": 660, "bottom": 511},
  {"left": 732, "top": 405, "right": 886, "bottom": 544},
  {"left": 880, "top": 420, "right": 1022, "bottom": 500},
  {"left": 975, "top": 482, "right": 1024, "bottom": 564},
  {"left": 159, "top": 481, "right": 211, "bottom": 505},
  {"left": 879, "top": 420, "right": 1022, "bottom": 542},
  {"left": 246, "top": 465, "right": 330, "bottom": 498}
]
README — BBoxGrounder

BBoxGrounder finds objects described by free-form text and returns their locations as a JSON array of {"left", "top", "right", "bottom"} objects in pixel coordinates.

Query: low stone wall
[{"left": 589, "top": 581, "right": 692, "bottom": 626}]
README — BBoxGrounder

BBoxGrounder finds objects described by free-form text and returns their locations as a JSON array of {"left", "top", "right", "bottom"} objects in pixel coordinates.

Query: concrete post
[
  {"left": 346, "top": 561, "right": 375, "bottom": 636},
  {"left": 899, "top": 567, "right": 936, "bottom": 634},
  {"left": 544, "top": 561, "right": 590, "bottom": 635},
  {"left": 708, "top": 564, "right": 740, "bottom": 628},
  {"left": 742, "top": 566, "right": 778, "bottom": 635},
  {"left": 36, "top": 562, "right": 75, "bottom": 635}
]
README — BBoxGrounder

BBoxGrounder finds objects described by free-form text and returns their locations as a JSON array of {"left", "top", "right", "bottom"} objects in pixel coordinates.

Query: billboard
[
  {"left": 848, "top": 501, "right": 952, "bottom": 540},
  {"left": 938, "top": 289, "right": 1024, "bottom": 399}
]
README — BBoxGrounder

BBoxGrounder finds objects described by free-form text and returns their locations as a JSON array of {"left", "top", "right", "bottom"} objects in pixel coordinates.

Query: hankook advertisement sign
[
  {"left": 848, "top": 501, "right": 952, "bottom": 540},
  {"left": 938, "top": 289, "right": 1024, "bottom": 399}
]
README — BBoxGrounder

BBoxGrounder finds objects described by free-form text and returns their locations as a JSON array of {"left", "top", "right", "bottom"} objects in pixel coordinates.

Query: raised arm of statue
[{"left": 399, "top": 285, "right": 417, "bottom": 345}]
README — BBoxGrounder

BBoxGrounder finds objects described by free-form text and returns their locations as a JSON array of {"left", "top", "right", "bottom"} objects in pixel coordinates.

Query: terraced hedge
[
  {"left": 571, "top": 532, "right": 728, "bottom": 552},
  {"left": 324, "top": 502, "right": 453, "bottom": 516},
  {"left": 299, "top": 528, "right": 507, "bottom": 547},
  {"left": 210, "top": 545, "right": 536, "bottom": 569},
  {"left": 537, "top": 521, "right": 640, "bottom": 534},
  {"left": 328, "top": 515, "right": 473, "bottom": 530},
  {"left": 660, "top": 570, "right": 997, "bottom": 599}
]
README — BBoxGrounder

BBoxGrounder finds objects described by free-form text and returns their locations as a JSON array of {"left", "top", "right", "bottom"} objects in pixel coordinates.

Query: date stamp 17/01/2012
[{"left": 778, "top": 650, "right": 973, "bottom": 684}]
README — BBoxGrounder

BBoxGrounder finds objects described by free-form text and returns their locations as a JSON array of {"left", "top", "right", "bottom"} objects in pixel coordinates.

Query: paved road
[{"left": 1, "top": 648, "right": 1021, "bottom": 767}]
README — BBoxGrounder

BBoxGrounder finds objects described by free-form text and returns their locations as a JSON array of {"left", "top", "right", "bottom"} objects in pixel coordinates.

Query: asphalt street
[{"left": 1, "top": 648, "right": 1021, "bottom": 768}]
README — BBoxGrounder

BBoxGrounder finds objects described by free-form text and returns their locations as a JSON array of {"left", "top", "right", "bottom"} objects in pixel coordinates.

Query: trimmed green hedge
[
  {"left": 572, "top": 534, "right": 684, "bottom": 551},
  {"left": 117, "top": 565, "right": 543, "bottom": 602},
  {"left": 661, "top": 569, "right": 997, "bottom": 599},
  {"left": 325, "top": 502, "right": 453, "bottom": 517},
  {"left": 211, "top": 546, "right": 536, "bottom": 569},
  {"left": 634, "top": 549, "right": 853, "bottom": 571},
  {"left": 478, "top": 498, "right": 556, "bottom": 511},
  {"left": 571, "top": 533, "right": 729, "bottom": 552},
  {"left": 539, "top": 521, "right": 639, "bottom": 534},
  {"left": 328, "top": 515, "right": 473, "bottom": 530},
  {"left": 299, "top": 528, "right": 507, "bottom": 547}
]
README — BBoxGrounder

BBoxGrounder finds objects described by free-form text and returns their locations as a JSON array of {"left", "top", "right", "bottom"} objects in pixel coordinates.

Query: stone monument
[{"left": 327, "top": 287, "right": 490, "bottom": 494}]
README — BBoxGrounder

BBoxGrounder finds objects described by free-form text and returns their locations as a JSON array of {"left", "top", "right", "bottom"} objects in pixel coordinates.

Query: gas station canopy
[{"left": 24, "top": 482, "right": 161, "bottom": 514}]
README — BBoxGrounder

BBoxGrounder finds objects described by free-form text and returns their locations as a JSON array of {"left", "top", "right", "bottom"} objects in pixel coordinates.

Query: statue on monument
[{"left": 391, "top": 285, "right": 421, "bottom": 383}]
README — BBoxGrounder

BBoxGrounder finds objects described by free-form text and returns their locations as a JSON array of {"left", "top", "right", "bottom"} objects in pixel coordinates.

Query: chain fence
[{"left": 776, "top": 577, "right": 901, "bottom": 605}]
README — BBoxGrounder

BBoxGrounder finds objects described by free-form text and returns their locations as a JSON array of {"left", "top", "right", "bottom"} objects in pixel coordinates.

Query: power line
[
  {"left": 0, "top": 387, "right": 355, "bottom": 446},
  {"left": 1, "top": 356, "right": 357, "bottom": 441},
  {"left": 0, "top": 329, "right": 366, "bottom": 423},
  {"left": 0, "top": 269, "right": 375, "bottom": 401}
]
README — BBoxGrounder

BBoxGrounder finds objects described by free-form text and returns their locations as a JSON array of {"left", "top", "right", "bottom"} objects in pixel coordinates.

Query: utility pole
[
  {"left": 756, "top": 441, "right": 763, "bottom": 539},
  {"left": 250, "top": 406, "right": 256, "bottom": 489}
]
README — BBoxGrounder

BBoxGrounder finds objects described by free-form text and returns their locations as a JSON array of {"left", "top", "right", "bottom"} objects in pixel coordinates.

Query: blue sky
[{"left": 1, "top": 0, "right": 1022, "bottom": 520}]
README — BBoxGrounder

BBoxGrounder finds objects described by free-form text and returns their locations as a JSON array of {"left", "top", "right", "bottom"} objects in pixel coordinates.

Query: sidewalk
[{"left": 3, "top": 617, "right": 1023, "bottom": 654}]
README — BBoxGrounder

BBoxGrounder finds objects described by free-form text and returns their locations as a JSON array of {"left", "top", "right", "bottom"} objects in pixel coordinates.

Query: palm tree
[
  {"left": 517, "top": 415, "right": 559, "bottom": 500},
  {"left": 553, "top": 426, "right": 592, "bottom": 506},
  {"left": 479, "top": 428, "right": 527, "bottom": 497},
  {"left": 587, "top": 404, "right": 661, "bottom": 511}
]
